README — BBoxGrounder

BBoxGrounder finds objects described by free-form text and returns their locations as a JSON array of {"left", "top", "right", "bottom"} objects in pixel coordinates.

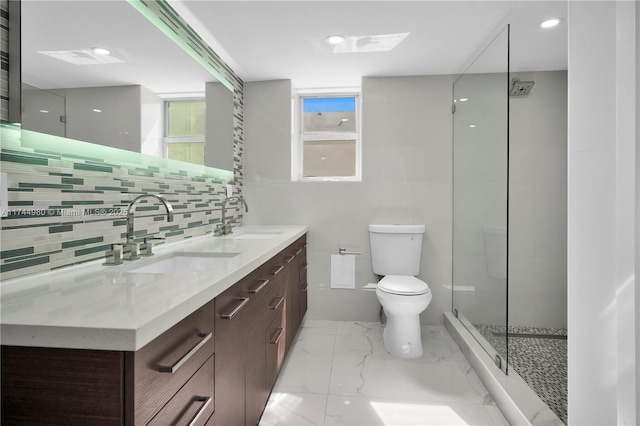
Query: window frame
[
  {"left": 292, "top": 89, "right": 362, "bottom": 182},
  {"left": 163, "top": 98, "right": 206, "bottom": 160}
]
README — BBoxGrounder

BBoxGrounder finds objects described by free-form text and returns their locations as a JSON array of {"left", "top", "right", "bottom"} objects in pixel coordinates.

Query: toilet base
[{"left": 382, "top": 311, "right": 423, "bottom": 358}]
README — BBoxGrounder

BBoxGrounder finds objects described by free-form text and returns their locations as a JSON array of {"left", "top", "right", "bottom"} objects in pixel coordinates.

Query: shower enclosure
[{"left": 452, "top": 24, "right": 568, "bottom": 424}]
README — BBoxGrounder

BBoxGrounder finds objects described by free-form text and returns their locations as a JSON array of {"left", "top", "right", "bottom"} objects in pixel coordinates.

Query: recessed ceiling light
[
  {"left": 459, "top": 98, "right": 469, "bottom": 102},
  {"left": 39, "top": 110, "right": 49, "bottom": 113},
  {"left": 326, "top": 35, "right": 346, "bottom": 45},
  {"left": 540, "top": 18, "right": 562, "bottom": 29},
  {"left": 92, "top": 47, "right": 111, "bottom": 55},
  {"left": 469, "top": 124, "right": 477, "bottom": 128},
  {"left": 92, "top": 109, "right": 102, "bottom": 113}
]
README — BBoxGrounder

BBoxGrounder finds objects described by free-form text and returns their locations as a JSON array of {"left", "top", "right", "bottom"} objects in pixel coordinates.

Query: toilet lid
[{"left": 378, "top": 275, "right": 430, "bottom": 295}]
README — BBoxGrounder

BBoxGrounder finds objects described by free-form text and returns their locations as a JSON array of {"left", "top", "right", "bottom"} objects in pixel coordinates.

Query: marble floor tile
[
  {"left": 329, "top": 334, "right": 489, "bottom": 404},
  {"left": 274, "top": 333, "right": 336, "bottom": 394},
  {"left": 422, "top": 324, "right": 454, "bottom": 340},
  {"left": 336, "top": 320, "right": 384, "bottom": 336},
  {"left": 300, "top": 319, "right": 339, "bottom": 335},
  {"left": 325, "top": 395, "right": 502, "bottom": 426},
  {"left": 259, "top": 392, "right": 328, "bottom": 426},
  {"left": 261, "top": 321, "right": 507, "bottom": 425}
]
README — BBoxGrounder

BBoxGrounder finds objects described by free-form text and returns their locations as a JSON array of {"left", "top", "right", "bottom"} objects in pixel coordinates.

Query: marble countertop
[{"left": 0, "top": 225, "right": 308, "bottom": 351}]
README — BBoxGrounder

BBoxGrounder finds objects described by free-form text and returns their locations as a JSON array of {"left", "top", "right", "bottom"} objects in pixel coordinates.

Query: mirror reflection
[{"left": 20, "top": 0, "right": 234, "bottom": 170}]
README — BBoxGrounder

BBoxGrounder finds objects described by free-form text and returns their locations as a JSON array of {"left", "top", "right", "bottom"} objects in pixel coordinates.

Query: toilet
[{"left": 369, "top": 224, "right": 432, "bottom": 358}]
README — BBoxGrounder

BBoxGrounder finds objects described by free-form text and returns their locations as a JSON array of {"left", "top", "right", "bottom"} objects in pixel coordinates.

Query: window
[
  {"left": 165, "top": 100, "right": 206, "bottom": 165},
  {"left": 293, "top": 92, "right": 361, "bottom": 181}
]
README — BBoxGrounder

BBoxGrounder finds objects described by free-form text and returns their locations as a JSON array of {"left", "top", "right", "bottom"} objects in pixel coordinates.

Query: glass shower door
[{"left": 452, "top": 25, "right": 509, "bottom": 372}]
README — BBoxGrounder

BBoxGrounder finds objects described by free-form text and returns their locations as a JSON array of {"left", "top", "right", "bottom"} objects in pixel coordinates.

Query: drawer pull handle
[
  {"left": 248, "top": 279, "right": 269, "bottom": 294},
  {"left": 269, "top": 327, "right": 284, "bottom": 344},
  {"left": 301, "top": 283, "right": 308, "bottom": 291},
  {"left": 221, "top": 298, "right": 250, "bottom": 319},
  {"left": 303, "top": 263, "right": 308, "bottom": 270},
  {"left": 269, "top": 296, "right": 284, "bottom": 310},
  {"left": 188, "top": 397, "right": 212, "bottom": 426},
  {"left": 157, "top": 332, "right": 213, "bottom": 373},
  {"left": 295, "top": 248, "right": 303, "bottom": 255},
  {"left": 284, "top": 255, "right": 295, "bottom": 264},
  {"left": 303, "top": 243, "right": 308, "bottom": 248},
  {"left": 270, "top": 265, "right": 285, "bottom": 275}
]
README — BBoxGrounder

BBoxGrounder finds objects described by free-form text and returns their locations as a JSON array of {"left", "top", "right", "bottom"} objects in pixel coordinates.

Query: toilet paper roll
[{"left": 331, "top": 254, "right": 355, "bottom": 289}]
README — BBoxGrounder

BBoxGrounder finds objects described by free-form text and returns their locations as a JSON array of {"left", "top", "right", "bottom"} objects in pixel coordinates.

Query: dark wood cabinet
[
  {"left": 213, "top": 279, "right": 251, "bottom": 426},
  {"left": 214, "top": 250, "right": 292, "bottom": 426},
  {"left": 285, "top": 235, "right": 308, "bottom": 351},
  {"left": 1, "top": 298, "right": 216, "bottom": 426},
  {"left": 129, "top": 299, "right": 215, "bottom": 425},
  {"left": 1, "top": 347, "right": 126, "bottom": 425},
  {"left": 1, "top": 232, "right": 308, "bottom": 426}
]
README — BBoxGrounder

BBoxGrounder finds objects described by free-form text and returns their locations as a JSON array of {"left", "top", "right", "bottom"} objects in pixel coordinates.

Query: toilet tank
[{"left": 369, "top": 224, "right": 425, "bottom": 276}]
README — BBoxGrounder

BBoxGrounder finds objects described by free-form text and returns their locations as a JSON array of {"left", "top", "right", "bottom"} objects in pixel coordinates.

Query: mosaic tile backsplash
[
  {"left": 1, "top": 0, "right": 8, "bottom": 122},
  {"left": 0, "top": 124, "right": 241, "bottom": 280}
]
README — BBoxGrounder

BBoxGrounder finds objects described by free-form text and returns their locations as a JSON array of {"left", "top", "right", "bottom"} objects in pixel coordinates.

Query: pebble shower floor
[{"left": 477, "top": 324, "right": 568, "bottom": 424}]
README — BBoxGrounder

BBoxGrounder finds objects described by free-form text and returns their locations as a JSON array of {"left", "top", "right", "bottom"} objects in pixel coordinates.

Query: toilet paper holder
[{"left": 338, "top": 247, "right": 361, "bottom": 256}]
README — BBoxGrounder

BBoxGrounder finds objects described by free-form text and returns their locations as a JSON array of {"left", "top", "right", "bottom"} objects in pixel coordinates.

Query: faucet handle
[
  {"left": 123, "top": 242, "right": 140, "bottom": 261},
  {"left": 104, "top": 244, "right": 124, "bottom": 266},
  {"left": 140, "top": 237, "right": 164, "bottom": 256},
  {"left": 214, "top": 223, "right": 226, "bottom": 236}
]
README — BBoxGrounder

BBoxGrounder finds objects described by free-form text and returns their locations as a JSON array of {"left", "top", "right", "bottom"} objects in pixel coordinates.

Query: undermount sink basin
[
  {"left": 230, "top": 232, "right": 282, "bottom": 240},
  {"left": 126, "top": 252, "right": 240, "bottom": 275}
]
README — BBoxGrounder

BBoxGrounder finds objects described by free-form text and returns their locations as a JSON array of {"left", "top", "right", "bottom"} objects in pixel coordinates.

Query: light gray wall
[{"left": 244, "top": 76, "right": 454, "bottom": 324}]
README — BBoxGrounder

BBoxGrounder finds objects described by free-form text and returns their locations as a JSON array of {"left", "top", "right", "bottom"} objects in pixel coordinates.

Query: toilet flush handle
[{"left": 339, "top": 247, "right": 362, "bottom": 256}]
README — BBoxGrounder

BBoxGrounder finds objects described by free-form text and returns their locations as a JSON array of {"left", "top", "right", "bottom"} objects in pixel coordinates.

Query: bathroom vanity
[{"left": 0, "top": 225, "right": 308, "bottom": 425}]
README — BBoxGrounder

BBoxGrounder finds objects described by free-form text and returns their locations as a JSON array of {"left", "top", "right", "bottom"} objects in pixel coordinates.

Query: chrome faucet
[
  {"left": 217, "top": 196, "right": 248, "bottom": 235},
  {"left": 124, "top": 194, "right": 174, "bottom": 260}
]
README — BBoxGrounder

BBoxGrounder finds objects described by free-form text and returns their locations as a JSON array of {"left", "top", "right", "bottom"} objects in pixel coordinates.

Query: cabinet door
[
  {"left": 214, "top": 283, "right": 250, "bottom": 426},
  {"left": 284, "top": 259, "right": 297, "bottom": 352},
  {"left": 244, "top": 271, "right": 272, "bottom": 426},
  {"left": 299, "top": 242, "right": 308, "bottom": 321},
  {"left": 265, "top": 309, "right": 285, "bottom": 390}
]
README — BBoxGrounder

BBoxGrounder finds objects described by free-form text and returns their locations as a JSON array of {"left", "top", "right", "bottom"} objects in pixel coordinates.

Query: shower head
[{"left": 509, "top": 78, "right": 535, "bottom": 96}]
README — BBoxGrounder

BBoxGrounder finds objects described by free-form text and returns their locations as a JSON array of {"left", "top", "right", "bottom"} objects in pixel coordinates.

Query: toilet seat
[{"left": 378, "top": 275, "right": 430, "bottom": 295}]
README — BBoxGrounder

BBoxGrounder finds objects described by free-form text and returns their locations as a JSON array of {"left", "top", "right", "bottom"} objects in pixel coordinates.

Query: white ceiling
[
  {"left": 172, "top": 0, "right": 568, "bottom": 88},
  {"left": 21, "top": 0, "right": 567, "bottom": 93}
]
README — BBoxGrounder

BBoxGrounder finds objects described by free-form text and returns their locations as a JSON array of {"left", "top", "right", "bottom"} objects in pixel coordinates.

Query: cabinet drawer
[
  {"left": 242, "top": 262, "right": 273, "bottom": 298},
  {"left": 148, "top": 355, "right": 214, "bottom": 426},
  {"left": 263, "top": 271, "right": 286, "bottom": 323},
  {"left": 130, "top": 299, "right": 215, "bottom": 425}
]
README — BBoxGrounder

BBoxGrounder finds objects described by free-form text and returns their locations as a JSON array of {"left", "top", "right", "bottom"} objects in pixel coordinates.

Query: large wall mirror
[{"left": 20, "top": 0, "right": 234, "bottom": 171}]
